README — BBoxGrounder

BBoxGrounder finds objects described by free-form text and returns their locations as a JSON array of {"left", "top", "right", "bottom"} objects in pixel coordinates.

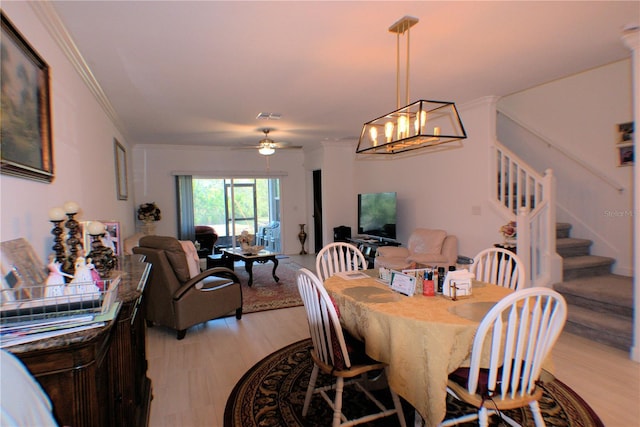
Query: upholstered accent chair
[
  {"left": 133, "top": 235, "right": 242, "bottom": 340},
  {"left": 374, "top": 228, "right": 458, "bottom": 270},
  {"left": 195, "top": 225, "right": 218, "bottom": 256}
]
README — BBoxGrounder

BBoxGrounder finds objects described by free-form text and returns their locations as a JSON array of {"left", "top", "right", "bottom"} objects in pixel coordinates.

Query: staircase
[{"left": 552, "top": 222, "right": 633, "bottom": 351}]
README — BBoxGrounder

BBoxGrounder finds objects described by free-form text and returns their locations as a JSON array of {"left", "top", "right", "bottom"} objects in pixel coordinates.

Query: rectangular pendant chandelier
[
  {"left": 357, "top": 99, "right": 467, "bottom": 154},
  {"left": 356, "top": 16, "right": 467, "bottom": 155}
]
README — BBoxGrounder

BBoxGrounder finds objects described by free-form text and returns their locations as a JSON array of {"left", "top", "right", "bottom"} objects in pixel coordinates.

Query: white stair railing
[{"left": 492, "top": 142, "right": 561, "bottom": 287}]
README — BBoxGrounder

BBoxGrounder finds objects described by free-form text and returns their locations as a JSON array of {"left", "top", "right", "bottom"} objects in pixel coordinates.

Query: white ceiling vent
[{"left": 256, "top": 112, "right": 282, "bottom": 120}]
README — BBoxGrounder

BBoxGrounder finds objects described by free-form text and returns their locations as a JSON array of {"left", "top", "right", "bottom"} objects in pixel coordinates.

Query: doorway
[{"left": 313, "top": 169, "right": 323, "bottom": 253}]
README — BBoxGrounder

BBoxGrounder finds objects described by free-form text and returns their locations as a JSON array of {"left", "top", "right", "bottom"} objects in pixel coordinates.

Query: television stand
[{"left": 348, "top": 236, "right": 401, "bottom": 268}]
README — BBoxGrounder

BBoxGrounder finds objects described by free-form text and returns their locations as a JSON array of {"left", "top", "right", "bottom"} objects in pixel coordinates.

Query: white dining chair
[
  {"left": 315, "top": 242, "right": 367, "bottom": 282},
  {"left": 472, "top": 247, "right": 526, "bottom": 290},
  {"left": 439, "top": 287, "right": 567, "bottom": 427},
  {"left": 295, "top": 268, "right": 406, "bottom": 427}
]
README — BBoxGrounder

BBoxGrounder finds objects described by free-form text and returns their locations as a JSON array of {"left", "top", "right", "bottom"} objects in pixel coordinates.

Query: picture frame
[
  {"left": 79, "top": 221, "right": 93, "bottom": 258},
  {"left": 1, "top": 238, "right": 48, "bottom": 304},
  {"left": 101, "top": 221, "right": 121, "bottom": 256},
  {"left": 617, "top": 143, "right": 634, "bottom": 167},
  {"left": 114, "top": 139, "right": 128, "bottom": 200},
  {"left": 617, "top": 122, "right": 634, "bottom": 145},
  {"left": 0, "top": 12, "right": 54, "bottom": 183},
  {"left": 390, "top": 271, "right": 417, "bottom": 296},
  {"left": 81, "top": 221, "right": 121, "bottom": 257}
]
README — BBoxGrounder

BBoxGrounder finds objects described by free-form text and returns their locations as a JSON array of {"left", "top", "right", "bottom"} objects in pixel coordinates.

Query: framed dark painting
[{"left": 0, "top": 12, "right": 54, "bottom": 183}]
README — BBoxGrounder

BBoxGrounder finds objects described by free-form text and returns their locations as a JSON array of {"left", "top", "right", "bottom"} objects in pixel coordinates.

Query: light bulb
[
  {"left": 384, "top": 122, "right": 394, "bottom": 142},
  {"left": 420, "top": 110, "right": 427, "bottom": 127},
  {"left": 397, "top": 115, "right": 408, "bottom": 139},
  {"left": 369, "top": 127, "right": 378, "bottom": 146},
  {"left": 434, "top": 126, "right": 441, "bottom": 136}
]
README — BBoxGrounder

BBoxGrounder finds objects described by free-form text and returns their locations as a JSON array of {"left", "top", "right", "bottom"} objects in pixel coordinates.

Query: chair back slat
[
  {"left": 468, "top": 287, "right": 567, "bottom": 400},
  {"left": 316, "top": 242, "right": 367, "bottom": 282},
  {"left": 296, "top": 268, "right": 351, "bottom": 369},
  {"left": 472, "top": 247, "right": 526, "bottom": 290}
]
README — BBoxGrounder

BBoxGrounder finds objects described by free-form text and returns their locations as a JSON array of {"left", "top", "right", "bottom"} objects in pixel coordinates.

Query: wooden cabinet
[
  {"left": 348, "top": 236, "right": 401, "bottom": 268},
  {"left": 8, "top": 255, "right": 152, "bottom": 427}
]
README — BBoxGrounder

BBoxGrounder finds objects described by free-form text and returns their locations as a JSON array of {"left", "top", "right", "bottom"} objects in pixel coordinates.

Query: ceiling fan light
[{"left": 259, "top": 145, "right": 275, "bottom": 156}]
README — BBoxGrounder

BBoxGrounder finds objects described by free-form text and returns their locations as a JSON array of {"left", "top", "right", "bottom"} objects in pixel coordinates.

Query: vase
[
  {"left": 141, "top": 221, "right": 156, "bottom": 235},
  {"left": 503, "top": 237, "right": 517, "bottom": 247},
  {"left": 298, "top": 224, "right": 307, "bottom": 255},
  {"left": 241, "top": 242, "right": 251, "bottom": 254}
]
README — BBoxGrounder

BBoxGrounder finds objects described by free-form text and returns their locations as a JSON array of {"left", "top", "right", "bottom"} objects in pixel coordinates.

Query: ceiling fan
[{"left": 245, "top": 128, "right": 302, "bottom": 156}]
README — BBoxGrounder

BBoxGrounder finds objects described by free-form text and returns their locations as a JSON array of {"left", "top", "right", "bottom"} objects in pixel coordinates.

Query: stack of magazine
[{"left": 0, "top": 276, "right": 120, "bottom": 348}]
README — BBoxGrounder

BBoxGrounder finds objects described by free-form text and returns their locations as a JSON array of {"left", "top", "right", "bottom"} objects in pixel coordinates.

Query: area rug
[
  {"left": 233, "top": 259, "right": 303, "bottom": 314},
  {"left": 224, "top": 339, "right": 604, "bottom": 427}
]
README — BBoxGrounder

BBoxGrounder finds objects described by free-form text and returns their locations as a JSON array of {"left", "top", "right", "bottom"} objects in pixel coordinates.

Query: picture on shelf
[
  {"left": 81, "top": 221, "right": 121, "bottom": 257},
  {"left": 617, "top": 121, "right": 634, "bottom": 144},
  {"left": 617, "top": 144, "right": 634, "bottom": 167},
  {"left": 101, "top": 222, "right": 121, "bottom": 256}
]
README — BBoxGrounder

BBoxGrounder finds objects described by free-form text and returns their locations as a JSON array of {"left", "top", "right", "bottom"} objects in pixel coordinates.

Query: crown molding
[{"left": 29, "top": 1, "right": 125, "bottom": 136}]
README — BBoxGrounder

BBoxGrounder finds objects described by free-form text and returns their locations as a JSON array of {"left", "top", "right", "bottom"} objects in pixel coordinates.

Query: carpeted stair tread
[
  {"left": 554, "top": 275, "right": 633, "bottom": 311},
  {"left": 564, "top": 304, "right": 633, "bottom": 350},
  {"left": 556, "top": 237, "right": 592, "bottom": 257},
  {"left": 562, "top": 255, "right": 614, "bottom": 279},
  {"left": 555, "top": 222, "right": 572, "bottom": 239}
]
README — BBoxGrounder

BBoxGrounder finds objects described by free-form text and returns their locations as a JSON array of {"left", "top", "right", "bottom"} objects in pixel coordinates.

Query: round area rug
[{"left": 224, "top": 339, "right": 604, "bottom": 427}]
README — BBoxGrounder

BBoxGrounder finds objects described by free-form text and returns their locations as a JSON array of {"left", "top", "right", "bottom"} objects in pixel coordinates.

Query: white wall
[
  {"left": 131, "top": 145, "right": 307, "bottom": 254},
  {"left": 497, "top": 60, "right": 634, "bottom": 275},
  {"left": 318, "top": 141, "right": 357, "bottom": 245},
  {"left": 0, "top": 3, "right": 134, "bottom": 262}
]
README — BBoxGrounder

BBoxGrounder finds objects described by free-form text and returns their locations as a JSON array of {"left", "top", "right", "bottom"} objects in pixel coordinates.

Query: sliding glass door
[{"left": 192, "top": 177, "right": 280, "bottom": 250}]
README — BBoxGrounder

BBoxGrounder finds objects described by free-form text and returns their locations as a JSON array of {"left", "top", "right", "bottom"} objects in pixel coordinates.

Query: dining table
[{"left": 323, "top": 271, "right": 515, "bottom": 427}]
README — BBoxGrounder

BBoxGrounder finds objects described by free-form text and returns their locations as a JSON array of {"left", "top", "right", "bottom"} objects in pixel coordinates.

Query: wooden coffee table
[{"left": 221, "top": 248, "right": 280, "bottom": 287}]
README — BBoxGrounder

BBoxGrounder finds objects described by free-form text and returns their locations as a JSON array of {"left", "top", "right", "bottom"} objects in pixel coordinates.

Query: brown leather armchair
[{"left": 133, "top": 235, "right": 242, "bottom": 339}]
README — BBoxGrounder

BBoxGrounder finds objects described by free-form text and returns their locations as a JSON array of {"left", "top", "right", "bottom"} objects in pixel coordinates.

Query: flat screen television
[{"left": 357, "top": 192, "right": 397, "bottom": 240}]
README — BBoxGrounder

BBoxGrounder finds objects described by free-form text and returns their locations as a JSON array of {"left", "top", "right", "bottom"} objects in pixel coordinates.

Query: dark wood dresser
[{"left": 7, "top": 255, "right": 152, "bottom": 427}]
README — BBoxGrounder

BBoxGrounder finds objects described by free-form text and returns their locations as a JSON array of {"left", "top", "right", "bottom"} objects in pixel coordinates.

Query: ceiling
[{"left": 50, "top": 1, "right": 639, "bottom": 150}]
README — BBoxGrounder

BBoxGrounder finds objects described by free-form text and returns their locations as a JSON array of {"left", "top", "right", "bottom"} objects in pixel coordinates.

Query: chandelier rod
[{"left": 391, "top": 16, "right": 417, "bottom": 109}]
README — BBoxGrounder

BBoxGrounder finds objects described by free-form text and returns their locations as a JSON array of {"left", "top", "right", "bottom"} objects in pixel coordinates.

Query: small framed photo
[
  {"left": 81, "top": 221, "right": 121, "bottom": 256},
  {"left": 617, "top": 143, "right": 634, "bottom": 167},
  {"left": 390, "top": 271, "right": 416, "bottom": 296},
  {"left": 617, "top": 122, "right": 634, "bottom": 145},
  {"left": 114, "top": 139, "right": 128, "bottom": 200},
  {"left": 101, "top": 221, "right": 121, "bottom": 256},
  {"left": 79, "top": 221, "right": 91, "bottom": 257}
]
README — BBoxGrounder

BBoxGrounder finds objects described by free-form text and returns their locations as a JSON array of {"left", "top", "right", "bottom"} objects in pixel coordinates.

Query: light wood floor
[{"left": 147, "top": 255, "right": 639, "bottom": 427}]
